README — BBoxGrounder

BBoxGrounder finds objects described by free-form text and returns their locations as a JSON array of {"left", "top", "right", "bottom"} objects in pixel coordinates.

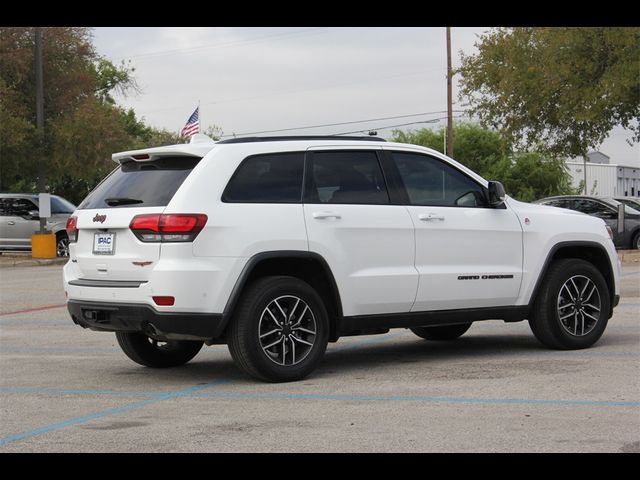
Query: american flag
[{"left": 180, "top": 107, "right": 200, "bottom": 137}]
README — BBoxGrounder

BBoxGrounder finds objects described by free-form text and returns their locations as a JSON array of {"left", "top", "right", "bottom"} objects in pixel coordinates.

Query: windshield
[
  {"left": 78, "top": 156, "right": 200, "bottom": 209},
  {"left": 624, "top": 205, "right": 640, "bottom": 215},
  {"left": 50, "top": 196, "right": 76, "bottom": 214}
]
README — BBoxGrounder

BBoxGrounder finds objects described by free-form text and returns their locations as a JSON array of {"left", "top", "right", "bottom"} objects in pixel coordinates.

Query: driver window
[{"left": 391, "top": 152, "right": 487, "bottom": 207}]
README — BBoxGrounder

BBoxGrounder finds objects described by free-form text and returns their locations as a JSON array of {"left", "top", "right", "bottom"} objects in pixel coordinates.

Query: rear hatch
[{"left": 72, "top": 155, "right": 201, "bottom": 282}]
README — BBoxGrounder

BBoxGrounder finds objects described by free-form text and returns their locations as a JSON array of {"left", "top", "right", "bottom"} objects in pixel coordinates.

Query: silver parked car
[{"left": 0, "top": 193, "right": 76, "bottom": 257}]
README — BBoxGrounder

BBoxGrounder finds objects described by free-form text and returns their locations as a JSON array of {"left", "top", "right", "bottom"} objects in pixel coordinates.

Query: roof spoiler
[{"left": 111, "top": 134, "right": 216, "bottom": 163}]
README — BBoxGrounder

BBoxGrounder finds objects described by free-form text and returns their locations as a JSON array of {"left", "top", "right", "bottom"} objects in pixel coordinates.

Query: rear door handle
[
  {"left": 312, "top": 211, "right": 341, "bottom": 220},
  {"left": 418, "top": 213, "right": 445, "bottom": 222}
]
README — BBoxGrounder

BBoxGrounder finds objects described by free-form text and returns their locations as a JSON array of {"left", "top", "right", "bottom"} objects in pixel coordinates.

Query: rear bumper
[{"left": 67, "top": 300, "right": 224, "bottom": 341}]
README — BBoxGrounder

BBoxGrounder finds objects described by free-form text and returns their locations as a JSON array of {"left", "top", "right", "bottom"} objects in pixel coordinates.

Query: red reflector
[
  {"left": 132, "top": 154, "right": 150, "bottom": 160},
  {"left": 152, "top": 296, "right": 175, "bottom": 306}
]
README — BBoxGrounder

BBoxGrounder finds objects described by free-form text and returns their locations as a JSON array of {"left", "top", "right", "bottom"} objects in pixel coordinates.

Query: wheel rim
[
  {"left": 556, "top": 275, "right": 601, "bottom": 336},
  {"left": 57, "top": 237, "right": 69, "bottom": 257},
  {"left": 258, "top": 295, "right": 317, "bottom": 366}
]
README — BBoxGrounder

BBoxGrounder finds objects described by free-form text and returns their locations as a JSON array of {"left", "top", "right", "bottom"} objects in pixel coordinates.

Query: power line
[
  {"left": 219, "top": 111, "right": 466, "bottom": 138},
  {"left": 334, "top": 115, "right": 465, "bottom": 136},
  {"left": 112, "top": 27, "right": 337, "bottom": 61}
]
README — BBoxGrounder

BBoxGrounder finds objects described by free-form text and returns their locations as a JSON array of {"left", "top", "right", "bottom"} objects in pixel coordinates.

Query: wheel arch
[
  {"left": 220, "top": 251, "right": 343, "bottom": 341},
  {"left": 528, "top": 241, "right": 616, "bottom": 317}
]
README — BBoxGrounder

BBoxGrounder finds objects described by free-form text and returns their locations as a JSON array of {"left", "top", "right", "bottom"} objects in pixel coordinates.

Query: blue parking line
[
  {"left": 0, "top": 379, "right": 230, "bottom": 447},
  {"left": 2, "top": 383, "right": 637, "bottom": 410},
  {"left": 188, "top": 390, "right": 640, "bottom": 408}
]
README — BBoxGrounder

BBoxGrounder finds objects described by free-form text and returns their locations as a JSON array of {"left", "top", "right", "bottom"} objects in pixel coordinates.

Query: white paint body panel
[{"left": 64, "top": 139, "right": 620, "bottom": 319}]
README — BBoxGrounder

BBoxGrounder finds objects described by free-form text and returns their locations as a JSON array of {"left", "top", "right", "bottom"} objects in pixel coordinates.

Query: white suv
[{"left": 63, "top": 135, "right": 621, "bottom": 382}]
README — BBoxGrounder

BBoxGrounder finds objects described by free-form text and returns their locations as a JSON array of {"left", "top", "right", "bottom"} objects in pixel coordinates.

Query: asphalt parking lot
[{"left": 0, "top": 260, "right": 638, "bottom": 452}]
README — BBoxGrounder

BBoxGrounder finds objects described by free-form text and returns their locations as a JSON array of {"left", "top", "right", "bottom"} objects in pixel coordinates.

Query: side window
[
  {"left": 306, "top": 151, "right": 389, "bottom": 205},
  {"left": 0, "top": 198, "right": 14, "bottom": 216},
  {"left": 0, "top": 198, "right": 37, "bottom": 216},
  {"left": 391, "top": 152, "right": 487, "bottom": 207},
  {"left": 545, "top": 199, "right": 573, "bottom": 209},
  {"left": 222, "top": 152, "right": 304, "bottom": 203},
  {"left": 573, "top": 199, "right": 616, "bottom": 219}
]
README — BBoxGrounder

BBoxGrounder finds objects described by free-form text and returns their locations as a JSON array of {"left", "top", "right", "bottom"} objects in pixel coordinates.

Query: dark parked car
[
  {"left": 535, "top": 195, "right": 640, "bottom": 250},
  {"left": 0, "top": 193, "right": 76, "bottom": 257},
  {"left": 614, "top": 196, "right": 640, "bottom": 211}
]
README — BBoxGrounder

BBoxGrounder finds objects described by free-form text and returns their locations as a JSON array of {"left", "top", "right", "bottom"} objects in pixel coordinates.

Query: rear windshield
[{"left": 78, "top": 156, "right": 200, "bottom": 209}]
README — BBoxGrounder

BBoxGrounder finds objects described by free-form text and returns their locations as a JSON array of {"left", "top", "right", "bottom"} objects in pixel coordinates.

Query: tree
[
  {"left": 392, "top": 123, "right": 506, "bottom": 177},
  {"left": 0, "top": 27, "right": 223, "bottom": 203},
  {"left": 390, "top": 123, "right": 577, "bottom": 202},
  {"left": 458, "top": 28, "right": 640, "bottom": 159}
]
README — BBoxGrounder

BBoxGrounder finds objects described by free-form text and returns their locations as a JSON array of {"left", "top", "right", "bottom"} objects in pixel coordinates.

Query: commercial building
[{"left": 566, "top": 151, "right": 640, "bottom": 197}]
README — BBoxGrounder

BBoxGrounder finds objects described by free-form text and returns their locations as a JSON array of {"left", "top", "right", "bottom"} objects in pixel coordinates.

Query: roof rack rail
[{"left": 216, "top": 135, "right": 387, "bottom": 144}]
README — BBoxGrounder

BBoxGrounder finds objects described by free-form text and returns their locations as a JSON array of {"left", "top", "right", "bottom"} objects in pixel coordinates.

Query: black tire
[
  {"left": 115, "top": 332, "right": 203, "bottom": 368},
  {"left": 227, "top": 275, "right": 329, "bottom": 383},
  {"left": 410, "top": 323, "right": 472, "bottom": 341},
  {"left": 632, "top": 231, "right": 640, "bottom": 250},
  {"left": 56, "top": 231, "right": 69, "bottom": 257},
  {"left": 529, "top": 258, "right": 610, "bottom": 350}
]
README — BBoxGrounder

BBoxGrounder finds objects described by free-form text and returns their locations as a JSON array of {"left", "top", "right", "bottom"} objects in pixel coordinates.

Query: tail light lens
[
  {"left": 66, "top": 216, "right": 78, "bottom": 242},
  {"left": 605, "top": 225, "right": 614, "bottom": 241},
  {"left": 129, "top": 214, "right": 207, "bottom": 243}
]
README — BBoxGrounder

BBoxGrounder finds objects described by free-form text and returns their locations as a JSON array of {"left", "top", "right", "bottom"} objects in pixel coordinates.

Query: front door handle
[
  {"left": 312, "top": 211, "right": 342, "bottom": 220},
  {"left": 418, "top": 213, "right": 445, "bottom": 222},
  {"left": 7, "top": 221, "right": 16, "bottom": 226}
]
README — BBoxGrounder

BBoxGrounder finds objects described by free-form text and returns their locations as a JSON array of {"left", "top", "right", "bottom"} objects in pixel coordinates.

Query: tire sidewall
[
  {"left": 238, "top": 277, "right": 329, "bottom": 382},
  {"left": 541, "top": 260, "right": 610, "bottom": 349}
]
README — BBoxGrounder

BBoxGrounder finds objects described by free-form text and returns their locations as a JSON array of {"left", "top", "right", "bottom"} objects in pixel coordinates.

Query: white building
[{"left": 566, "top": 151, "right": 640, "bottom": 197}]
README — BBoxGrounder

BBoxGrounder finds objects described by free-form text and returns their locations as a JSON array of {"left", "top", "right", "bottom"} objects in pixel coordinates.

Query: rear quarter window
[
  {"left": 78, "top": 156, "right": 200, "bottom": 209},
  {"left": 222, "top": 152, "right": 304, "bottom": 203}
]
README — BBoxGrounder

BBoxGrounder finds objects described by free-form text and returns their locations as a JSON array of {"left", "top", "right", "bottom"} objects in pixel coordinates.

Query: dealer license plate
[{"left": 93, "top": 232, "right": 115, "bottom": 255}]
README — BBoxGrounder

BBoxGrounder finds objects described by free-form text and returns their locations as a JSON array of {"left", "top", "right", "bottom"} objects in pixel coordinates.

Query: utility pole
[
  {"left": 34, "top": 27, "right": 46, "bottom": 233},
  {"left": 446, "top": 26, "right": 454, "bottom": 158}
]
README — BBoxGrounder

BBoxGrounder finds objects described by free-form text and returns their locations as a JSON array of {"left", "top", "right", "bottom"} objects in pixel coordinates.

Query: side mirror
[
  {"left": 617, "top": 203, "right": 625, "bottom": 234},
  {"left": 488, "top": 181, "right": 506, "bottom": 207}
]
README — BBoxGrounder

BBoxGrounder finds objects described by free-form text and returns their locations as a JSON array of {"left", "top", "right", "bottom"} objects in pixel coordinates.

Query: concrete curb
[
  {"left": 618, "top": 250, "right": 640, "bottom": 264},
  {"left": 0, "top": 255, "right": 68, "bottom": 268}
]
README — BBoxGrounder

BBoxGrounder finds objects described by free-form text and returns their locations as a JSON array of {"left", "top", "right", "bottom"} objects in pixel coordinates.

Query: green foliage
[
  {"left": 390, "top": 124, "right": 577, "bottom": 202},
  {"left": 0, "top": 27, "right": 222, "bottom": 200},
  {"left": 490, "top": 152, "right": 579, "bottom": 203},
  {"left": 458, "top": 27, "right": 640, "bottom": 158}
]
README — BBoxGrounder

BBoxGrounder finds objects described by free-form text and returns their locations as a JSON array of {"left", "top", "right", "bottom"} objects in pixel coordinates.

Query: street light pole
[{"left": 35, "top": 27, "right": 46, "bottom": 233}]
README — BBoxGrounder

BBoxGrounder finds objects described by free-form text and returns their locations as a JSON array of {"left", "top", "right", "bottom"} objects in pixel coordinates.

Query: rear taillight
[
  {"left": 129, "top": 214, "right": 208, "bottom": 243},
  {"left": 66, "top": 216, "right": 78, "bottom": 242}
]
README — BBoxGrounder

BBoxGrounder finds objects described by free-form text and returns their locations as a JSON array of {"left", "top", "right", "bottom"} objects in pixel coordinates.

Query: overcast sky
[{"left": 93, "top": 27, "right": 639, "bottom": 167}]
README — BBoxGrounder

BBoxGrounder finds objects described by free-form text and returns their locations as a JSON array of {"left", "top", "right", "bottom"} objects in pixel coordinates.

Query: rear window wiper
[{"left": 104, "top": 197, "right": 144, "bottom": 206}]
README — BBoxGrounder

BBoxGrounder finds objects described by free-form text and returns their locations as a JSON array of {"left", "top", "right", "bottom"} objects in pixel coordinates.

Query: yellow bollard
[{"left": 31, "top": 233, "right": 57, "bottom": 259}]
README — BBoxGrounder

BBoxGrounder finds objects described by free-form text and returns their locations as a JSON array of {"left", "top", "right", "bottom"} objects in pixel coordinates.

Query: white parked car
[{"left": 63, "top": 134, "right": 621, "bottom": 382}]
